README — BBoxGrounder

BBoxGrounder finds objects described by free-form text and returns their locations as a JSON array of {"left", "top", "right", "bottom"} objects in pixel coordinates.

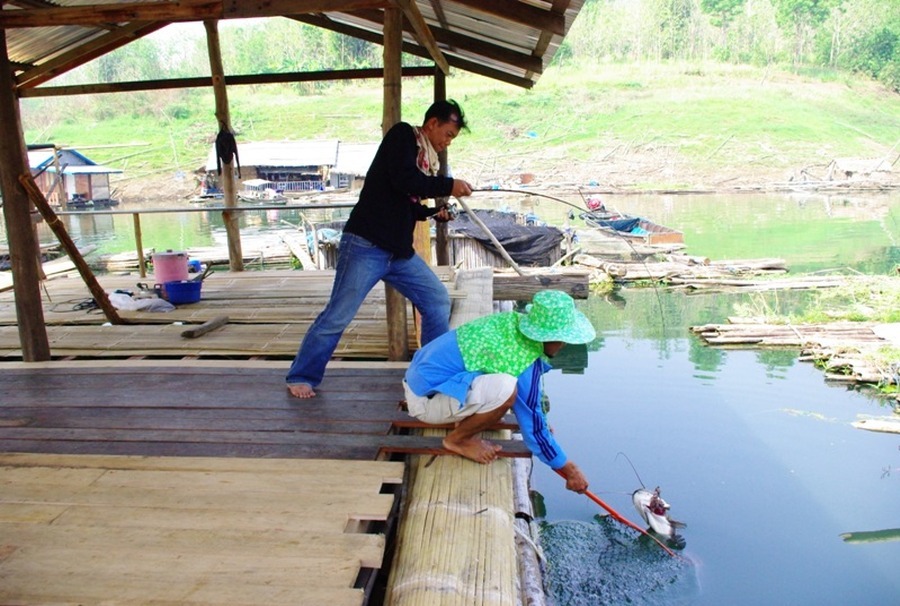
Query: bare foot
[
  {"left": 443, "top": 436, "right": 502, "bottom": 464},
  {"left": 287, "top": 383, "right": 316, "bottom": 398}
]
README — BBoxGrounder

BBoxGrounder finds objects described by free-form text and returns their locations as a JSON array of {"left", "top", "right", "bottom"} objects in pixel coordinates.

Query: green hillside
[{"left": 21, "top": 61, "right": 900, "bottom": 192}]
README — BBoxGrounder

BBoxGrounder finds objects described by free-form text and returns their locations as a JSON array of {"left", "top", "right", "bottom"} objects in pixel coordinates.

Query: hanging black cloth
[{"left": 215, "top": 128, "right": 240, "bottom": 177}]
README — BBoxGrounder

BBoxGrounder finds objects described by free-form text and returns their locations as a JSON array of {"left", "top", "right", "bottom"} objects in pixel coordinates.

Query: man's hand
[
  {"left": 451, "top": 179, "right": 473, "bottom": 198},
  {"left": 557, "top": 461, "right": 589, "bottom": 494},
  {"left": 433, "top": 205, "right": 453, "bottom": 223}
]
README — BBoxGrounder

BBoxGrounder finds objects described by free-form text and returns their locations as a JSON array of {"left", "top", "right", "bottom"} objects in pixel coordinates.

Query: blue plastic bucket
[{"left": 162, "top": 280, "right": 201, "bottom": 304}]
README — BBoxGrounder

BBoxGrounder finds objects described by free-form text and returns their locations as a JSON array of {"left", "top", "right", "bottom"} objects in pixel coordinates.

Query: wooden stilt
[
  {"left": 383, "top": 6, "right": 408, "bottom": 362},
  {"left": 0, "top": 29, "right": 50, "bottom": 360},
  {"left": 204, "top": 19, "right": 243, "bottom": 273}
]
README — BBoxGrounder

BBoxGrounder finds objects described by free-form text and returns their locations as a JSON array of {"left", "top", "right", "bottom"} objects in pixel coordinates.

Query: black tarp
[{"left": 449, "top": 209, "right": 563, "bottom": 266}]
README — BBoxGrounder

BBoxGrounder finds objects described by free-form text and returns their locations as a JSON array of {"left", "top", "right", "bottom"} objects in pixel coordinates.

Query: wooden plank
[
  {"left": 852, "top": 419, "right": 900, "bottom": 434},
  {"left": 0, "top": 453, "right": 397, "bottom": 605},
  {"left": 0, "top": 452, "right": 403, "bottom": 480},
  {"left": 181, "top": 315, "right": 229, "bottom": 338},
  {"left": 0, "top": 427, "right": 531, "bottom": 457}
]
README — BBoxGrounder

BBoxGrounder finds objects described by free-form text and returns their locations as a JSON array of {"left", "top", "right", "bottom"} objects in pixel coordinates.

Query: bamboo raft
[
  {"left": 573, "top": 253, "right": 795, "bottom": 286},
  {"left": 692, "top": 319, "right": 900, "bottom": 390}
]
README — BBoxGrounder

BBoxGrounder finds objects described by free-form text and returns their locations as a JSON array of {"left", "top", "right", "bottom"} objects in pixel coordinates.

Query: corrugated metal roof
[
  {"left": 3, "top": 1, "right": 584, "bottom": 91},
  {"left": 27, "top": 148, "right": 122, "bottom": 174},
  {"left": 204, "top": 139, "right": 341, "bottom": 172},
  {"left": 334, "top": 142, "right": 379, "bottom": 176}
]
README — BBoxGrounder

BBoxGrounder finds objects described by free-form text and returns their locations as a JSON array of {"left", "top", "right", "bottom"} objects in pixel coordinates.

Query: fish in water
[{"left": 633, "top": 486, "right": 686, "bottom": 547}]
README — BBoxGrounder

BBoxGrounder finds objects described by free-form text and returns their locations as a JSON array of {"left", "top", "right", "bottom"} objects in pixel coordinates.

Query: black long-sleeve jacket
[{"left": 343, "top": 122, "right": 454, "bottom": 258}]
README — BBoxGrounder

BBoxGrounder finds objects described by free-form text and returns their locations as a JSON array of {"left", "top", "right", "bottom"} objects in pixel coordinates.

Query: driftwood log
[{"left": 574, "top": 253, "right": 794, "bottom": 287}]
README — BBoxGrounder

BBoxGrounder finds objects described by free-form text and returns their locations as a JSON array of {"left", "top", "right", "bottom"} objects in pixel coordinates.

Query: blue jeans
[{"left": 285, "top": 232, "right": 451, "bottom": 388}]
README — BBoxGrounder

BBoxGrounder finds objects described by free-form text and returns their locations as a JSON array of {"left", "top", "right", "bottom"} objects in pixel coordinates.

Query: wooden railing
[{"left": 54, "top": 201, "right": 356, "bottom": 278}]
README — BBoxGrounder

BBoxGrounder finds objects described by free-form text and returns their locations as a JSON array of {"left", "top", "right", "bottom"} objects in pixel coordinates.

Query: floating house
[
  {"left": 27, "top": 145, "right": 122, "bottom": 208},
  {"left": 331, "top": 142, "right": 379, "bottom": 189},
  {"left": 202, "top": 139, "right": 377, "bottom": 195}
]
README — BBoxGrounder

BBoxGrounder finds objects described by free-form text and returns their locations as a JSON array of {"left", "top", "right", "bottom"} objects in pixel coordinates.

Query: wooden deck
[
  {"left": 0, "top": 268, "right": 460, "bottom": 359},
  {"left": 0, "top": 267, "right": 534, "bottom": 605}
]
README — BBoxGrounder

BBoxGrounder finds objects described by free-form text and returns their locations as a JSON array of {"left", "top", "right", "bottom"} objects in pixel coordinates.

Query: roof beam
[
  {"left": 350, "top": 9, "right": 542, "bottom": 74},
  {"left": 18, "top": 66, "right": 436, "bottom": 98},
  {"left": 0, "top": 0, "right": 389, "bottom": 28},
  {"left": 294, "top": 14, "right": 534, "bottom": 88},
  {"left": 390, "top": 0, "right": 448, "bottom": 74},
  {"left": 450, "top": 0, "right": 566, "bottom": 37}
]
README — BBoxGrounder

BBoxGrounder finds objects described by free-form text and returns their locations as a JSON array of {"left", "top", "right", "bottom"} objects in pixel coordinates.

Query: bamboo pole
[
  {"left": 19, "top": 174, "right": 124, "bottom": 325},
  {"left": 434, "top": 68, "right": 451, "bottom": 267},
  {"left": 132, "top": 212, "right": 146, "bottom": 278},
  {"left": 0, "top": 30, "right": 51, "bottom": 360}
]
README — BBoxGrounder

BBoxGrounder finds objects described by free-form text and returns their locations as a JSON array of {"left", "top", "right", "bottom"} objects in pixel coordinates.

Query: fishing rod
[
  {"left": 554, "top": 469, "right": 678, "bottom": 558},
  {"left": 466, "top": 187, "right": 668, "bottom": 330}
]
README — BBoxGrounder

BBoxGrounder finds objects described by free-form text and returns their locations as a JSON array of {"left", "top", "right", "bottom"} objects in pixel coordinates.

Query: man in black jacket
[{"left": 286, "top": 100, "right": 473, "bottom": 398}]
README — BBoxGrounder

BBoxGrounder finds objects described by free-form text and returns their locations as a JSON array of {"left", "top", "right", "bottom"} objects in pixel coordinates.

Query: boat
[
  {"left": 237, "top": 191, "right": 288, "bottom": 205},
  {"left": 238, "top": 178, "right": 288, "bottom": 205},
  {"left": 580, "top": 210, "right": 683, "bottom": 245}
]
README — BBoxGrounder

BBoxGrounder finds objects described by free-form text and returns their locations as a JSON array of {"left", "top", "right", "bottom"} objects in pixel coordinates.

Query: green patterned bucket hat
[{"left": 517, "top": 290, "right": 596, "bottom": 344}]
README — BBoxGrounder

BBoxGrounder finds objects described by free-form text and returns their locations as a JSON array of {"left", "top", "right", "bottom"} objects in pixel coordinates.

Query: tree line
[
  {"left": 59, "top": 0, "right": 899, "bottom": 91},
  {"left": 562, "top": 0, "right": 898, "bottom": 90},
  {"left": 34, "top": 0, "right": 900, "bottom": 102}
]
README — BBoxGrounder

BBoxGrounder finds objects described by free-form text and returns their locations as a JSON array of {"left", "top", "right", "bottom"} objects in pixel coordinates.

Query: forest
[{"left": 32, "top": 0, "right": 900, "bottom": 96}]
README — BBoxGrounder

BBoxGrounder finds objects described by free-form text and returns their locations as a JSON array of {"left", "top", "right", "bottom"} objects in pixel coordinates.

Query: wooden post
[
  {"left": 383, "top": 6, "right": 408, "bottom": 362},
  {"left": 0, "top": 29, "right": 50, "bottom": 360},
  {"left": 133, "top": 212, "right": 146, "bottom": 278},
  {"left": 204, "top": 19, "right": 243, "bottom": 272},
  {"left": 433, "top": 68, "right": 450, "bottom": 266}
]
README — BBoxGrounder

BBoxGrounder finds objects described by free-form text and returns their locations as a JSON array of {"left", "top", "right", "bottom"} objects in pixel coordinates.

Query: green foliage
[
  {"left": 793, "top": 277, "right": 900, "bottom": 323},
  {"left": 700, "top": 0, "right": 747, "bottom": 28}
]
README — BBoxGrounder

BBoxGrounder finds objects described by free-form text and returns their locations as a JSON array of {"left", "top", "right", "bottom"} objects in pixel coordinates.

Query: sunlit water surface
[{"left": 533, "top": 287, "right": 899, "bottom": 605}]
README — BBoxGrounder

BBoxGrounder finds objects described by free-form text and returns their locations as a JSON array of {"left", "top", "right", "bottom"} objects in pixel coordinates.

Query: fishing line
[
  {"left": 615, "top": 452, "right": 646, "bottom": 490},
  {"left": 467, "top": 188, "right": 668, "bottom": 333}
]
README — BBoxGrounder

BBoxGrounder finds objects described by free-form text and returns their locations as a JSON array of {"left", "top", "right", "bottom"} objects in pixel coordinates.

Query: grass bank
[{"left": 21, "top": 61, "right": 900, "bottom": 193}]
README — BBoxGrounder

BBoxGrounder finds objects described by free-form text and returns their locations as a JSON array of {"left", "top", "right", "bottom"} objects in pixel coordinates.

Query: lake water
[
  {"left": 525, "top": 191, "right": 900, "bottom": 605},
  {"left": 4, "top": 190, "right": 900, "bottom": 604},
  {"left": 534, "top": 288, "right": 899, "bottom": 605}
]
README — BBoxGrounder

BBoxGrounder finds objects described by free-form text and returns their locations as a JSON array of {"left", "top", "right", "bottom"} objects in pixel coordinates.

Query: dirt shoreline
[{"left": 111, "top": 157, "right": 900, "bottom": 205}]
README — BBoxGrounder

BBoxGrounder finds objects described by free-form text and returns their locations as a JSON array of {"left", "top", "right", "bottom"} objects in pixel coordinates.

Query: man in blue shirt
[{"left": 403, "top": 290, "right": 595, "bottom": 493}]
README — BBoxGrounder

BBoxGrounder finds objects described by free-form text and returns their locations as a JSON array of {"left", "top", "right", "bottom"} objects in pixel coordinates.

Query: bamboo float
[
  {"left": 693, "top": 320, "right": 899, "bottom": 389},
  {"left": 388, "top": 268, "right": 524, "bottom": 605},
  {"left": 512, "top": 457, "right": 546, "bottom": 606},
  {"left": 387, "top": 428, "right": 518, "bottom": 606}
]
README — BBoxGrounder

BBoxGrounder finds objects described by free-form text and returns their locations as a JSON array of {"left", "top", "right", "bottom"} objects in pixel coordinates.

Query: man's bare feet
[
  {"left": 287, "top": 383, "right": 316, "bottom": 398},
  {"left": 443, "top": 436, "right": 502, "bottom": 464}
]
